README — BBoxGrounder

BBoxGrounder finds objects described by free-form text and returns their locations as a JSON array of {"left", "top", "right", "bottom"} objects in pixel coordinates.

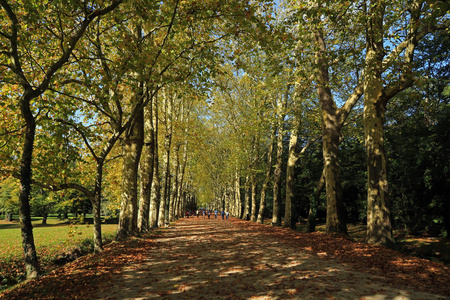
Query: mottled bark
[
  {"left": 314, "top": 22, "right": 347, "bottom": 235},
  {"left": 149, "top": 98, "right": 160, "bottom": 228},
  {"left": 138, "top": 99, "right": 154, "bottom": 232},
  {"left": 250, "top": 174, "right": 257, "bottom": 222},
  {"left": 242, "top": 175, "right": 250, "bottom": 220},
  {"left": 18, "top": 94, "right": 40, "bottom": 279},
  {"left": 158, "top": 90, "right": 173, "bottom": 228},
  {"left": 158, "top": 136, "right": 171, "bottom": 227},
  {"left": 92, "top": 161, "right": 105, "bottom": 252},
  {"left": 272, "top": 106, "right": 285, "bottom": 226},
  {"left": 116, "top": 108, "right": 144, "bottom": 240},
  {"left": 176, "top": 142, "right": 188, "bottom": 218},
  {"left": 169, "top": 146, "right": 180, "bottom": 222},
  {"left": 284, "top": 118, "right": 301, "bottom": 229},
  {"left": 250, "top": 139, "right": 259, "bottom": 222},
  {"left": 235, "top": 169, "right": 242, "bottom": 218},
  {"left": 364, "top": 0, "right": 394, "bottom": 246}
]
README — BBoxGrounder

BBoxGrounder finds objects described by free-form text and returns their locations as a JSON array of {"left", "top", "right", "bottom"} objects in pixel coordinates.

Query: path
[{"left": 96, "top": 217, "right": 447, "bottom": 300}]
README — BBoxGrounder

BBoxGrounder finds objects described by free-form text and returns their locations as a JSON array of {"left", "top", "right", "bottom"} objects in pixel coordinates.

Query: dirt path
[{"left": 96, "top": 217, "right": 448, "bottom": 300}]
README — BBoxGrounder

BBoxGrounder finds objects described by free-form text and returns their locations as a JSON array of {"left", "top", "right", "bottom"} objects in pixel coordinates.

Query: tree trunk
[
  {"left": 149, "top": 98, "right": 160, "bottom": 228},
  {"left": 158, "top": 90, "right": 173, "bottom": 228},
  {"left": 91, "top": 161, "right": 104, "bottom": 253},
  {"left": 235, "top": 169, "right": 241, "bottom": 218},
  {"left": 158, "top": 134, "right": 172, "bottom": 228},
  {"left": 42, "top": 213, "right": 47, "bottom": 225},
  {"left": 176, "top": 142, "right": 188, "bottom": 218},
  {"left": 242, "top": 175, "right": 250, "bottom": 220},
  {"left": 250, "top": 174, "right": 257, "bottom": 222},
  {"left": 272, "top": 119, "right": 284, "bottom": 226},
  {"left": 364, "top": 0, "right": 394, "bottom": 246},
  {"left": 138, "top": 98, "right": 155, "bottom": 233},
  {"left": 284, "top": 120, "right": 300, "bottom": 229},
  {"left": 169, "top": 145, "right": 180, "bottom": 222},
  {"left": 116, "top": 107, "right": 144, "bottom": 240},
  {"left": 150, "top": 164, "right": 161, "bottom": 228},
  {"left": 18, "top": 94, "right": 40, "bottom": 278},
  {"left": 314, "top": 23, "right": 347, "bottom": 235},
  {"left": 257, "top": 131, "right": 275, "bottom": 224},
  {"left": 250, "top": 138, "right": 259, "bottom": 222},
  {"left": 306, "top": 169, "right": 325, "bottom": 233}
]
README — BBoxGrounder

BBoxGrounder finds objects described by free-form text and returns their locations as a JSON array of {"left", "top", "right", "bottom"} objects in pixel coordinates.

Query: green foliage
[
  {"left": 0, "top": 177, "right": 19, "bottom": 219},
  {"left": 385, "top": 31, "right": 450, "bottom": 236}
]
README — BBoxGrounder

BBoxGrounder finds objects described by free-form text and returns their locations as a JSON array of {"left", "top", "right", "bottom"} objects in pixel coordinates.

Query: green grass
[{"left": 0, "top": 217, "right": 117, "bottom": 290}]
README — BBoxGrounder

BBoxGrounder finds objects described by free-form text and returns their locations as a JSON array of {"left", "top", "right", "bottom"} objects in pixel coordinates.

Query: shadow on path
[{"left": 97, "top": 218, "right": 446, "bottom": 300}]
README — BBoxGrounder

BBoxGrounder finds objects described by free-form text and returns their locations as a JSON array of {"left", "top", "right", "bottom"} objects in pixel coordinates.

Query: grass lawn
[{"left": 0, "top": 216, "right": 117, "bottom": 289}]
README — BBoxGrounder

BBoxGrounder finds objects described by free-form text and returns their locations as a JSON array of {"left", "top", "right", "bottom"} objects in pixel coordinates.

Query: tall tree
[
  {"left": 257, "top": 130, "right": 275, "bottom": 223},
  {"left": 158, "top": 88, "right": 174, "bottom": 228},
  {"left": 272, "top": 93, "right": 287, "bottom": 226},
  {"left": 0, "top": 0, "right": 122, "bottom": 278},
  {"left": 149, "top": 95, "right": 161, "bottom": 228},
  {"left": 362, "top": 0, "right": 449, "bottom": 246},
  {"left": 138, "top": 94, "right": 155, "bottom": 232}
]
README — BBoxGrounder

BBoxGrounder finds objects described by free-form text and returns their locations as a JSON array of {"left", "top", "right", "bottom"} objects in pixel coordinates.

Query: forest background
[{"left": 0, "top": 0, "right": 449, "bottom": 287}]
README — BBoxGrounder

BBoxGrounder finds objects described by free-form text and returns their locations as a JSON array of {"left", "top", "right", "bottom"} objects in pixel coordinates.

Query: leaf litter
[{"left": 1, "top": 218, "right": 449, "bottom": 299}]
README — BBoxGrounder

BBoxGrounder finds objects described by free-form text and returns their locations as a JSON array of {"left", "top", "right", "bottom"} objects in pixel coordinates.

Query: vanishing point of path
[{"left": 96, "top": 217, "right": 448, "bottom": 300}]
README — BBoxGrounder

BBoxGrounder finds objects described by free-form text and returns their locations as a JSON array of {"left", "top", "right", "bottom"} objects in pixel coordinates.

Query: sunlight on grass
[
  {"left": 0, "top": 217, "right": 119, "bottom": 291},
  {"left": 0, "top": 221, "right": 117, "bottom": 262}
]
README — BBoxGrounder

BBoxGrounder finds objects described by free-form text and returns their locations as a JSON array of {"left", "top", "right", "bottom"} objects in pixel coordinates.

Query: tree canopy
[{"left": 1, "top": 0, "right": 449, "bottom": 280}]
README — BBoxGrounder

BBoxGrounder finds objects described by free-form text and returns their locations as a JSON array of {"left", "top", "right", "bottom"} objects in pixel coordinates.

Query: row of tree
[
  {"left": 0, "top": 0, "right": 448, "bottom": 281},
  {"left": 191, "top": 0, "right": 449, "bottom": 242},
  {"left": 0, "top": 0, "right": 274, "bottom": 279},
  {"left": 0, "top": 177, "right": 91, "bottom": 223}
]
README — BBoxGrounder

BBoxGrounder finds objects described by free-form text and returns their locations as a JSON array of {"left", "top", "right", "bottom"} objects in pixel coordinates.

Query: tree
[
  {"left": 0, "top": 0, "right": 122, "bottom": 278},
  {"left": 363, "top": 0, "right": 449, "bottom": 246},
  {"left": 385, "top": 30, "right": 450, "bottom": 236},
  {"left": 287, "top": 0, "right": 365, "bottom": 235},
  {"left": 0, "top": 176, "right": 19, "bottom": 221}
]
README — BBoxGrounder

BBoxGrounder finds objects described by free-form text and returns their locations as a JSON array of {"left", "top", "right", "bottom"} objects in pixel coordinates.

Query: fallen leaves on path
[
  {"left": 1, "top": 218, "right": 449, "bottom": 299},
  {"left": 231, "top": 219, "right": 450, "bottom": 296}
]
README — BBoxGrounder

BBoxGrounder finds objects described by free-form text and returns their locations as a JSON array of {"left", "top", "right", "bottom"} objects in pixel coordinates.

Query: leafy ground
[
  {"left": 1, "top": 217, "right": 449, "bottom": 299},
  {"left": 0, "top": 217, "right": 117, "bottom": 290},
  {"left": 298, "top": 223, "right": 450, "bottom": 265}
]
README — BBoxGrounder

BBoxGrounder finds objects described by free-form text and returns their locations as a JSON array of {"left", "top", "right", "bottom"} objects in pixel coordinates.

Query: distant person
[
  {"left": 226, "top": 211, "right": 229, "bottom": 220},
  {"left": 221, "top": 210, "right": 225, "bottom": 220},
  {"left": 214, "top": 210, "right": 218, "bottom": 218},
  {"left": 196, "top": 210, "right": 199, "bottom": 218},
  {"left": 203, "top": 210, "right": 206, "bottom": 219},
  {"left": 186, "top": 211, "right": 189, "bottom": 218},
  {"left": 208, "top": 211, "right": 211, "bottom": 219}
]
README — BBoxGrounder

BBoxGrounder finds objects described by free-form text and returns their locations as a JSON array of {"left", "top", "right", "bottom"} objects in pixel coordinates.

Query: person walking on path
[
  {"left": 226, "top": 211, "right": 229, "bottom": 220},
  {"left": 221, "top": 210, "right": 225, "bottom": 220},
  {"left": 208, "top": 211, "right": 211, "bottom": 219},
  {"left": 186, "top": 211, "right": 189, "bottom": 218},
  {"left": 214, "top": 210, "right": 218, "bottom": 218}
]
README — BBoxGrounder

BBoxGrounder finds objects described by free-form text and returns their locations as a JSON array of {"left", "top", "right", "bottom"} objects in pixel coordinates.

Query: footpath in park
[
  {"left": 1, "top": 217, "right": 449, "bottom": 299},
  {"left": 95, "top": 217, "right": 449, "bottom": 300}
]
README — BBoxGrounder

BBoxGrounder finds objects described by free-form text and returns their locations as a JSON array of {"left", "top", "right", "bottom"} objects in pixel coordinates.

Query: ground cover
[
  {"left": 1, "top": 217, "right": 449, "bottom": 299},
  {"left": 0, "top": 217, "right": 117, "bottom": 290},
  {"left": 294, "top": 223, "right": 450, "bottom": 265}
]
